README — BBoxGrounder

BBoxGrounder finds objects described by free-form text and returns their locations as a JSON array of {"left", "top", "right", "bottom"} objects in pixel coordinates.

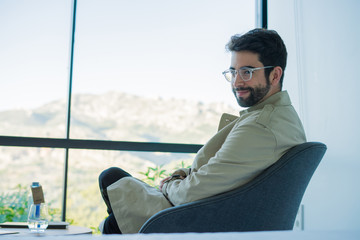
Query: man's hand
[
  {"left": 159, "top": 176, "right": 172, "bottom": 191},
  {"left": 172, "top": 169, "right": 187, "bottom": 178},
  {"left": 159, "top": 174, "right": 186, "bottom": 191}
]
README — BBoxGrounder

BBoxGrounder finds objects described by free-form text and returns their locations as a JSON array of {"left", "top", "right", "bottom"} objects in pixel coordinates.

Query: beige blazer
[{"left": 107, "top": 91, "right": 306, "bottom": 233}]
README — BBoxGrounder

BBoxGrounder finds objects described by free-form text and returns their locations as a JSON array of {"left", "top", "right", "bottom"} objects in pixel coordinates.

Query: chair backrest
[{"left": 139, "top": 142, "right": 327, "bottom": 233}]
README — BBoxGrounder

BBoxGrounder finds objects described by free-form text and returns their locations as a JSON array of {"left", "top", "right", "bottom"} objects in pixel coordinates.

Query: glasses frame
[{"left": 222, "top": 66, "right": 274, "bottom": 82}]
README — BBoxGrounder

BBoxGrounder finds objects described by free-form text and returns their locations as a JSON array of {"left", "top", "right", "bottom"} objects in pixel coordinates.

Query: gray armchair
[{"left": 139, "top": 142, "right": 327, "bottom": 233}]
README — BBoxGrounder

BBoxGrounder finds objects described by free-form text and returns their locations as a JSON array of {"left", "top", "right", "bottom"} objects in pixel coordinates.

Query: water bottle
[{"left": 27, "top": 182, "right": 49, "bottom": 233}]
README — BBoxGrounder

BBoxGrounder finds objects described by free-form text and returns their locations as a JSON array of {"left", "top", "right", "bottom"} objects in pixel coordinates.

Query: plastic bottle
[{"left": 27, "top": 182, "right": 49, "bottom": 233}]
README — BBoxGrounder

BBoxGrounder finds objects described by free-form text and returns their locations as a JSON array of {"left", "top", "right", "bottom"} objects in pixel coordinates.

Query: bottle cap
[{"left": 32, "top": 182, "right": 40, "bottom": 187}]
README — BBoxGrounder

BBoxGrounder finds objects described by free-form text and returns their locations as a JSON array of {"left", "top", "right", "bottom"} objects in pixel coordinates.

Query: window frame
[{"left": 0, "top": 0, "right": 267, "bottom": 221}]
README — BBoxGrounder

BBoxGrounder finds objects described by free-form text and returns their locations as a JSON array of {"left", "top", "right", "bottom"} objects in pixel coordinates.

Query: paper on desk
[{"left": 0, "top": 229, "right": 19, "bottom": 235}]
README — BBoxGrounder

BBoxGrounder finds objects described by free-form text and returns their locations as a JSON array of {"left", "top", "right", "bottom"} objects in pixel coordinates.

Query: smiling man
[{"left": 98, "top": 29, "right": 307, "bottom": 234}]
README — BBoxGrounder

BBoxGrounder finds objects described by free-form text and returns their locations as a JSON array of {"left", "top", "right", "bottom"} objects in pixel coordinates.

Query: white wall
[{"left": 269, "top": 0, "right": 360, "bottom": 231}]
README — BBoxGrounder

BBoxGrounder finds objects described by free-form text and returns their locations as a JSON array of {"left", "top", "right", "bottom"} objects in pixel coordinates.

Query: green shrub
[
  {"left": 139, "top": 161, "right": 191, "bottom": 189},
  {"left": 0, "top": 184, "right": 61, "bottom": 223},
  {"left": 139, "top": 165, "right": 170, "bottom": 189},
  {"left": 0, "top": 184, "right": 29, "bottom": 222}
]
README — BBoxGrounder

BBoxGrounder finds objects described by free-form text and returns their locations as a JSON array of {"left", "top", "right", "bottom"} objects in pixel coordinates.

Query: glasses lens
[
  {"left": 223, "top": 70, "right": 233, "bottom": 82},
  {"left": 239, "top": 68, "right": 252, "bottom": 81}
]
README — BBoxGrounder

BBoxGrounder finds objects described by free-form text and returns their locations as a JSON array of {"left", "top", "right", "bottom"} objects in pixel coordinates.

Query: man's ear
[{"left": 270, "top": 66, "right": 283, "bottom": 86}]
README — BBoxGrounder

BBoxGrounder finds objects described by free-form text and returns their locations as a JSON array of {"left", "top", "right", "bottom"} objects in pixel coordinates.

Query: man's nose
[{"left": 233, "top": 72, "right": 244, "bottom": 88}]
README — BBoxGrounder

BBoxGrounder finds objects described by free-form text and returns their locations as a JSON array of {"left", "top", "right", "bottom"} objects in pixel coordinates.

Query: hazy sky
[{"left": 0, "top": 0, "right": 255, "bottom": 111}]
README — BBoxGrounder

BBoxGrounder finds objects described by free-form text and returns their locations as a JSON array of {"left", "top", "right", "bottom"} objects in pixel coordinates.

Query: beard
[{"left": 233, "top": 80, "right": 271, "bottom": 107}]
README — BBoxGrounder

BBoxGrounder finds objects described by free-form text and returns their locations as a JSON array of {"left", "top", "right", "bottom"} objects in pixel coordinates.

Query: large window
[
  {"left": 71, "top": 0, "right": 254, "bottom": 143},
  {"left": 0, "top": 0, "right": 256, "bottom": 230},
  {"left": 0, "top": 0, "right": 71, "bottom": 138}
]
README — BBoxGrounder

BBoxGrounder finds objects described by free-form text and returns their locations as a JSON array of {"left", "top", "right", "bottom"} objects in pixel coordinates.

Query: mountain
[{"left": 0, "top": 91, "right": 239, "bottom": 143}]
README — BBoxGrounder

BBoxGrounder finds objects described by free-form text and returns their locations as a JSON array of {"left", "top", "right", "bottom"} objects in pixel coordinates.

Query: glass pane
[
  {"left": 0, "top": 0, "right": 72, "bottom": 138},
  {"left": 0, "top": 146, "right": 64, "bottom": 223},
  {"left": 67, "top": 149, "right": 195, "bottom": 230},
  {"left": 71, "top": 0, "right": 255, "bottom": 144}
]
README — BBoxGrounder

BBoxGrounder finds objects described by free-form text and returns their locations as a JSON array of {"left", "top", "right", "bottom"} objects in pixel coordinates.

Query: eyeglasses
[{"left": 222, "top": 66, "right": 274, "bottom": 82}]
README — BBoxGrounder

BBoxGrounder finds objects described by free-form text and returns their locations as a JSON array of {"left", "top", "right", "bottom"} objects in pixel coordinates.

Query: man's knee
[
  {"left": 99, "top": 167, "right": 132, "bottom": 190},
  {"left": 99, "top": 167, "right": 122, "bottom": 182}
]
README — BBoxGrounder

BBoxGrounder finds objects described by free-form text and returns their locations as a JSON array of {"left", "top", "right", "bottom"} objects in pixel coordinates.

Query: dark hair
[{"left": 226, "top": 28, "right": 287, "bottom": 89}]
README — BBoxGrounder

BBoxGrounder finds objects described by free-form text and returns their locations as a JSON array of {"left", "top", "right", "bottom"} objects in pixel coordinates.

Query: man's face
[{"left": 230, "top": 51, "right": 272, "bottom": 107}]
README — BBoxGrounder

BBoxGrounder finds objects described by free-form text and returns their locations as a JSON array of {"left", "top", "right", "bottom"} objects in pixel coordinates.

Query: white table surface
[
  {"left": 0, "top": 225, "right": 92, "bottom": 237},
  {"left": 0, "top": 230, "right": 359, "bottom": 240}
]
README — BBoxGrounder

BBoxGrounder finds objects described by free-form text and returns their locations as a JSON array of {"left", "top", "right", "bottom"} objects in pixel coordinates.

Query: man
[{"left": 98, "top": 28, "right": 306, "bottom": 234}]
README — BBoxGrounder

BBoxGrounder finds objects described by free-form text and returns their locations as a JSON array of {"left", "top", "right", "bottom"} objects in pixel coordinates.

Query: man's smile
[{"left": 234, "top": 87, "right": 251, "bottom": 98}]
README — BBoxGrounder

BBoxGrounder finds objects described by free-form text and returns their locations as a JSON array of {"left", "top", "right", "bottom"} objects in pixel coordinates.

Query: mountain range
[{"left": 0, "top": 91, "right": 239, "bottom": 144}]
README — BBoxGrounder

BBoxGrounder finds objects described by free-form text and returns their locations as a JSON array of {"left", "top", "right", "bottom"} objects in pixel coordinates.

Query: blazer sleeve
[{"left": 161, "top": 119, "right": 277, "bottom": 206}]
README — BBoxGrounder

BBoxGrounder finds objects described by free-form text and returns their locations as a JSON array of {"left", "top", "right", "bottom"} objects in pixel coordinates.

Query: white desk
[
  {"left": 0, "top": 225, "right": 92, "bottom": 237},
  {"left": 0, "top": 230, "right": 359, "bottom": 240}
]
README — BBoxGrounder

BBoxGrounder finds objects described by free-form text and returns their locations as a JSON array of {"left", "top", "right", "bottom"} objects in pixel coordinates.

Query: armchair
[{"left": 139, "top": 142, "right": 327, "bottom": 233}]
